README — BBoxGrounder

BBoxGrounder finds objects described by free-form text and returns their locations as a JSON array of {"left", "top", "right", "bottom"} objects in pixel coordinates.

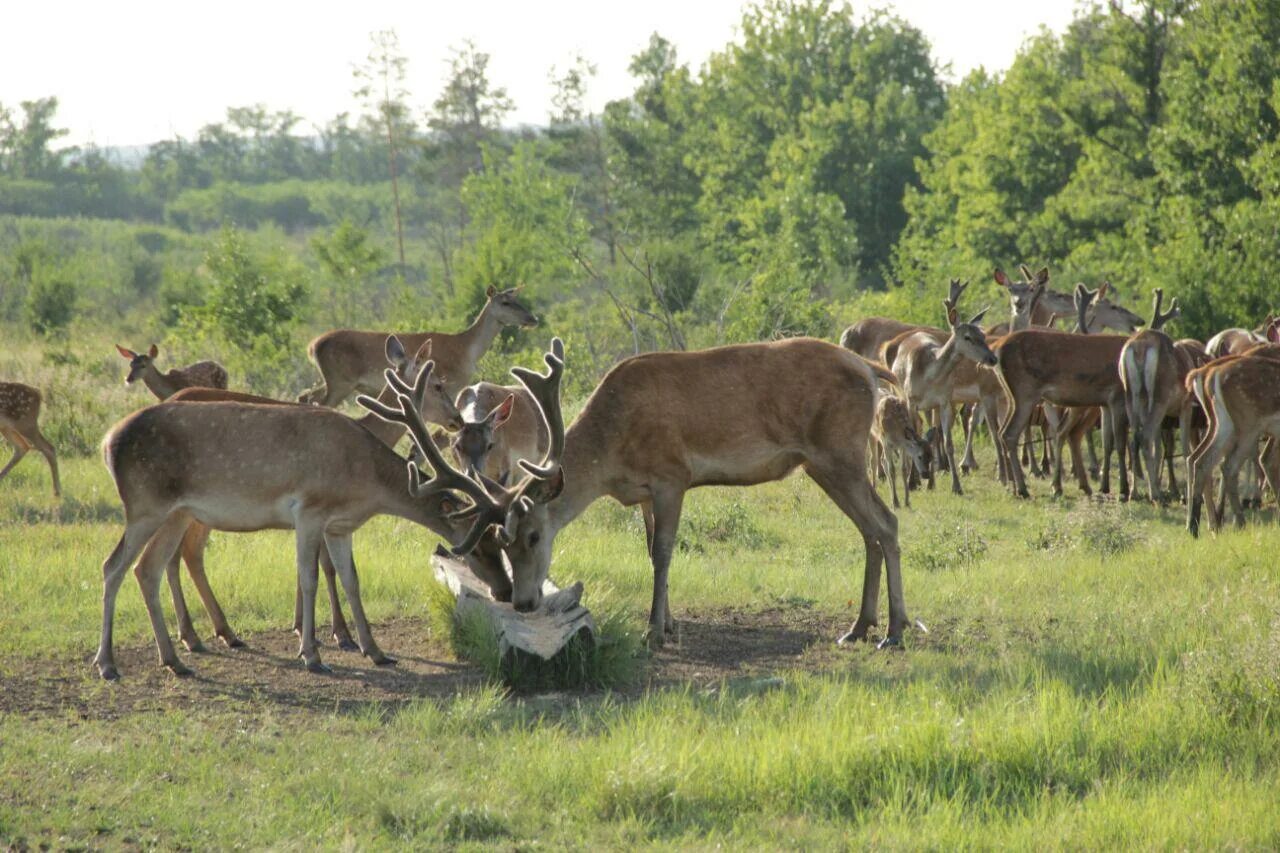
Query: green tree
[
  {"left": 311, "top": 219, "right": 386, "bottom": 325},
  {"left": 194, "top": 227, "right": 308, "bottom": 351}
]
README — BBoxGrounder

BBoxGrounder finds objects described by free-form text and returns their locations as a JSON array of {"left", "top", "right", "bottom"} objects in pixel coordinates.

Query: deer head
[
  {"left": 994, "top": 266, "right": 1048, "bottom": 330},
  {"left": 946, "top": 303, "right": 998, "bottom": 366},
  {"left": 384, "top": 336, "right": 462, "bottom": 431},
  {"left": 484, "top": 285, "right": 539, "bottom": 329},
  {"left": 452, "top": 394, "right": 516, "bottom": 477},
  {"left": 1085, "top": 281, "right": 1144, "bottom": 332},
  {"left": 115, "top": 343, "right": 161, "bottom": 385}
]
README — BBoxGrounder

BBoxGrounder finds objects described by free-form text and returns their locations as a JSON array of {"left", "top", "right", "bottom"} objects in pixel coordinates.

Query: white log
[{"left": 431, "top": 548, "right": 595, "bottom": 662}]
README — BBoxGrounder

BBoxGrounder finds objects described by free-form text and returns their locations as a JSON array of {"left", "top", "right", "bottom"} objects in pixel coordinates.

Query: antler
[
  {"left": 945, "top": 278, "right": 968, "bottom": 311},
  {"left": 511, "top": 338, "right": 566, "bottom": 481},
  {"left": 1073, "top": 283, "right": 1097, "bottom": 334},
  {"left": 1149, "top": 288, "right": 1181, "bottom": 331},
  {"left": 357, "top": 361, "right": 506, "bottom": 555}
]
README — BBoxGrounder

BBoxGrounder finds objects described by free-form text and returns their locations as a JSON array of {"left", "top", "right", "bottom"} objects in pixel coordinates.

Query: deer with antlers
[
  {"left": 144, "top": 337, "right": 461, "bottom": 654},
  {"left": 115, "top": 344, "right": 228, "bottom": 398},
  {"left": 891, "top": 304, "right": 997, "bottom": 496},
  {"left": 92, "top": 343, "right": 482, "bottom": 680},
  {"left": 467, "top": 337, "right": 911, "bottom": 651},
  {"left": 991, "top": 284, "right": 1135, "bottom": 499},
  {"left": 0, "top": 382, "right": 61, "bottom": 497},
  {"left": 299, "top": 285, "right": 538, "bottom": 407}
]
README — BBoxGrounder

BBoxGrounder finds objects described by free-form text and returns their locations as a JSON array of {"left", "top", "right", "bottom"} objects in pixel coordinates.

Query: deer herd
[{"left": 1, "top": 276, "right": 1278, "bottom": 681}]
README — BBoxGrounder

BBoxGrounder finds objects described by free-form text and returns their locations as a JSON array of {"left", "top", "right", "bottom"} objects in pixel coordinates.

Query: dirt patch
[{"left": 0, "top": 605, "right": 907, "bottom": 720}]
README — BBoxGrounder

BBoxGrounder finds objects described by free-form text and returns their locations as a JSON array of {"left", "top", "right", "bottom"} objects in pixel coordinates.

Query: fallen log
[{"left": 431, "top": 546, "right": 595, "bottom": 663}]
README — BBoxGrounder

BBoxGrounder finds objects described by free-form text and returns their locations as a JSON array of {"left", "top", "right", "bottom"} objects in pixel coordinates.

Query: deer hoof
[
  {"left": 837, "top": 622, "right": 872, "bottom": 645},
  {"left": 645, "top": 629, "right": 667, "bottom": 650},
  {"left": 334, "top": 633, "right": 359, "bottom": 652},
  {"left": 220, "top": 632, "right": 246, "bottom": 649},
  {"left": 304, "top": 659, "right": 332, "bottom": 674},
  {"left": 96, "top": 660, "right": 120, "bottom": 681},
  {"left": 182, "top": 636, "right": 207, "bottom": 654},
  {"left": 368, "top": 651, "right": 397, "bottom": 666},
  {"left": 876, "top": 635, "right": 904, "bottom": 651},
  {"left": 166, "top": 660, "right": 194, "bottom": 677}
]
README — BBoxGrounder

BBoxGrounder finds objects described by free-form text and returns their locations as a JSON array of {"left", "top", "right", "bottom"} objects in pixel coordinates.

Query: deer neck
[
  {"left": 543, "top": 421, "right": 609, "bottom": 535},
  {"left": 926, "top": 335, "right": 966, "bottom": 383},
  {"left": 457, "top": 302, "right": 503, "bottom": 373},
  {"left": 142, "top": 366, "right": 179, "bottom": 400},
  {"left": 1035, "top": 290, "right": 1075, "bottom": 326}
]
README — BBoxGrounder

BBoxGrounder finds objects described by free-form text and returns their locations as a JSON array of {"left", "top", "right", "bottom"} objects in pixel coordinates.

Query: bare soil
[{"left": 0, "top": 605, "right": 906, "bottom": 721}]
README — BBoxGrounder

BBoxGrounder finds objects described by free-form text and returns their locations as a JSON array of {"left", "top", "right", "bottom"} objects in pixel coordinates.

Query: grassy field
[{"left": 2, "top": 435, "right": 1279, "bottom": 848}]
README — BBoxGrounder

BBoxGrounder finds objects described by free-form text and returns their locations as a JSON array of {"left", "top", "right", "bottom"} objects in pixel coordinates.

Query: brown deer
[
  {"left": 153, "top": 337, "right": 461, "bottom": 653},
  {"left": 1206, "top": 326, "right": 1265, "bottom": 358},
  {"left": 0, "top": 382, "right": 61, "bottom": 497},
  {"left": 115, "top": 344, "right": 228, "bottom": 398},
  {"left": 992, "top": 284, "right": 1134, "bottom": 499},
  {"left": 473, "top": 337, "right": 912, "bottom": 651},
  {"left": 891, "top": 305, "right": 997, "bottom": 495},
  {"left": 871, "top": 393, "right": 933, "bottom": 509},
  {"left": 451, "top": 383, "right": 548, "bottom": 484},
  {"left": 299, "top": 285, "right": 538, "bottom": 407},
  {"left": 1186, "top": 344, "right": 1280, "bottom": 535},
  {"left": 92, "top": 348, "right": 482, "bottom": 680},
  {"left": 840, "top": 279, "right": 967, "bottom": 361}
]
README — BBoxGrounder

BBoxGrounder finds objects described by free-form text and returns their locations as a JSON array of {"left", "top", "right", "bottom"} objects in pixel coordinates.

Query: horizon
[{"left": 5, "top": 0, "right": 1077, "bottom": 149}]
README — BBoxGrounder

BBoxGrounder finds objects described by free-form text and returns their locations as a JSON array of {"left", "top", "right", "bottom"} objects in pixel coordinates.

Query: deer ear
[
  {"left": 946, "top": 303, "right": 958, "bottom": 327},
  {"left": 489, "top": 394, "right": 516, "bottom": 429},
  {"left": 969, "top": 307, "right": 990, "bottom": 325},
  {"left": 993, "top": 268, "right": 1010, "bottom": 287},
  {"left": 1035, "top": 267, "right": 1050, "bottom": 285},
  {"left": 147, "top": 344, "right": 159, "bottom": 359},
  {"left": 414, "top": 339, "right": 433, "bottom": 363},
  {"left": 522, "top": 467, "right": 564, "bottom": 504},
  {"left": 1269, "top": 320, "right": 1280, "bottom": 343},
  {"left": 1097, "top": 281, "right": 1110, "bottom": 300},
  {"left": 385, "top": 335, "right": 407, "bottom": 365},
  {"left": 486, "top": 284, "right": 497, "bottom": 298},
  {"left": 115, "top": 344, "right": 136, "bottom": 360}
]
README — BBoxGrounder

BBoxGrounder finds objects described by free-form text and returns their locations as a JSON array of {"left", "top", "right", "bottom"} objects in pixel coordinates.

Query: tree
[
  {"left": 354, "top": 29, "right": 413, "bottom": 269},
  {"left": 548, "top": 54, "right": 618, "bottom": 264},
  {"left": 0, "top": 97, "right": 70, "bottom": 179},
  {"left": 311, "top": 219, "right": 386, "bottom": 325}
]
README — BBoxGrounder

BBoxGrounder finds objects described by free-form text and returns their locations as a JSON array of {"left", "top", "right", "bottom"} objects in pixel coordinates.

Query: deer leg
[
  {"left": 1100, "top": 408, "right": 1114, "bottom": 495},
  {"left": 1221, "top": 433, "right": 1259, "bottom": 529},
  {"left": 1112, "top": 404, "right": 1131, "bottom": 501},
  {"left": 26, "top": 426, "right": 61, "bottom": 498},
  {"left": 888, "top": 447, "right": 903, "bottom": 509},
  {"left": 808, "top": 460, "right": 906, "bottom": 647},
  {"left": 641, "top": 501, "right": 675, "bottom": 634},
  {"left": 320, "top": 545, "right": 356, "bottom": 650},
  {"left": 961, "top": 403, "right": 981, "bottom": 473},
  {"left": 1260, "top": 436, "right": 1279, "bottom": 506},
  {"left": 1086, "top": 430, "right": 1100, "bottom": 480},
  {"left": 324, "top": 533, "right": 394, "bottom": 665},
  {"left": 179, "top": 523, "right": 243, "bottom": 648},
  {"left": 1188, "top": 400, "right": 1231, "bottom": 536},
  {"left": 165, "top": 547, "right": 204, "bottom": 653},
  {"left": 1000, "top": 398, "right": 1034, "bottom": 499},
  {"left": 942, "top": 405, "right": 963, "bottom": 496},
  {"left": 94, "top": 515, "right": 168, "bottom": 680},
  {"left": 645, "top": 488, "right": 685, "bottom": 648},
  {"left": 134, "top": 513, "right": 196, "bottom": 677},
  {"left": 0, "top": 428, "right": 30, "bottom": 485},
  {"left": 294, "top": 523, "right": 328, "bottom": 673}
]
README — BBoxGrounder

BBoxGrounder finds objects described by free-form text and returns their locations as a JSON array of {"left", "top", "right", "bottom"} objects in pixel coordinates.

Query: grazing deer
[
  {"left": 115, "top": 344, "right": 228, "bottom": 399},
  {"left": 0, "top": 382, "right": 61, "bottom": 497},
  {"left": 1186, "top": 345, "right": 1280, "bottom": 535},
  {"left": 299, "top": 285, "right": 538, "bottom": 407},
  {"left": 872, "top": 394, "right": 933, "bottom": 509},
  {"left": 154, "top": 337, "right": 461, "bottom": 653},
  {"left": 992, "top": 284, "right": 1134, "bottom": 499},
  {"left": 473, "top": 337, "right": 911, "bottom": 651},
  {"left": 451, "top": 383, "right": 548, "bottom": 484},
  {"left": 891, "top": 305, "right": 997, "bottom": 495},
  {"left": 92, "top": 350, "right": 482, "bottom": 680}
]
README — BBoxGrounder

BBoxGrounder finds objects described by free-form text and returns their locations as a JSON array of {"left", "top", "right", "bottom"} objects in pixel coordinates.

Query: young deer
[
  {"left": 451, "top": 382, "right": 548, "bottom": 483},
  {"left": 0, "top": 382, "right": 61, "bottom": 497},
  {"left": 94, "top": 354, "right": 495, "bottom": 680},
  {"left": 468, "top": 337, "right": 912, "bottom": 651},
  {"left": 872, "top": 394, "right": 933, "bottom": 509},
  {"left": 153, "top": 336, "right": 461, "bottom": 654},
  {"left": 116, "top": 344, "right": 228, "bottom": 399},
  {"left": 300, "top": 285, "right": 538, "bottom": 407}
]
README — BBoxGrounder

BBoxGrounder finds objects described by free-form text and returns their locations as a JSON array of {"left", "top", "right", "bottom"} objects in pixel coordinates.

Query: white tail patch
[
  {"left": 1141, "top": 347, "right": 1159, "bottom": 418},
  {"left": 1122, "top": 347, "right": 1144, "bottom": 425}
]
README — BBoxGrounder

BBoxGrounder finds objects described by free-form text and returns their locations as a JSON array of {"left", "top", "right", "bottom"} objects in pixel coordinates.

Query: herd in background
[{"left": 0, "top": 274, "right": 1277, "bottom": 682}]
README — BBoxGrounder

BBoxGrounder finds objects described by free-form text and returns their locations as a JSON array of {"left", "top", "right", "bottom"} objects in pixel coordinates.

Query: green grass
[{"left": 3, "top": 444, "right": 1280, "bottom": 847}]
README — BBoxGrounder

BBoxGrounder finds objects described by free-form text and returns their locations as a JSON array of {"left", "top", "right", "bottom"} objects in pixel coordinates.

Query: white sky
[{"left": 2, "top": 0, "right": 1080, "bottom": 148}]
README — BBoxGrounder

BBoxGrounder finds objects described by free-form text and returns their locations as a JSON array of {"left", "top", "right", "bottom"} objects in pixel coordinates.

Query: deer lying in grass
[
  {"left": 299, "top": 285, "right": 538, "bottom": 407},
  {"left": 93, "top": 343, "right": 476, "bottom": 680},
  {"left": 451, "top": 382, "right": 548, "bottom": 483},
  {"left": 872, "top": 394, "right": 933, "bottom": 509},
  {"left": 0, "top": 382, "right": 61, "bottom": 497},
  {"left": 465, "top": 337, "right": 911, "bottom": 651},
  {"left": 1186, "top": 340, "right": 1280, "bottom": 536},
  {"left": 155, "top": 337, "right": 461, "bottom": 653},
  {"left": 115, "top": 344, "right": 228, "bottom": 398}
]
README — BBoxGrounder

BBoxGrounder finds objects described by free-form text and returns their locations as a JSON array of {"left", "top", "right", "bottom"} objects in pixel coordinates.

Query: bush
[{"left": 24, "top": 270, "right": 77, "bottom": 335}]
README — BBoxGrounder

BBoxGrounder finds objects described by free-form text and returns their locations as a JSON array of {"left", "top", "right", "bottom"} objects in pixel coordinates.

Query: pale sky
[{"left": 2, "top": 0, "right": 1080, "bottom": 149}]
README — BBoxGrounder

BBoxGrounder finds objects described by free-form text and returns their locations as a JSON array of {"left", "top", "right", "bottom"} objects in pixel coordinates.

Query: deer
[
  {"left": 115, "top": 344, "right": 228, "bottom": 399},
  {"left": 1206, "top": 326, "right": 1266, "bottom": 358},
  {"left": 149, "top": 336, "right": 462, "bottom": 654},
  {"left": 299, "top": 285, "right": 538, "bottom": 407},
  {"left": 1185, "top": 344, "right": 1280, "bottom": 536},
  {"left": 466, "top": 337, "right": 912, "bottom": 652},
  {"left": 891, "top": 304, "right": 998, "bottom": 495},
  {"left": 840, "top": 279, "right": 967, "bottom": 362},
  {"left": 92, "top": 346, "right": 484, "bottom": 680},
  {"left": 451, "top": 382, "right": 548, "bottom": 484},
  {"left": 0, "top": 382, "right": 61, "bottom": 497},
  {"left": 1118, "top": 289, "right": 1206, "bottom": 503},
  {"left": 992, "top": 284, "right": 1134, "bottom": 499},
  {"left": 871, "top": 393, "right": 933, "bottom": 509}
]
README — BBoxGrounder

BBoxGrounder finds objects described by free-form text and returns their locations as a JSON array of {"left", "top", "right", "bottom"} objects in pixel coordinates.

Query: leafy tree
[
  {"left": 192, "top": 226, "right": 308, "bottom": 351},
  {"left": 0, "top": 97, "right": 70, "bottom": 179},
  {"left": 311, "top": 218, "right": 386, "bottom": 324}
]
